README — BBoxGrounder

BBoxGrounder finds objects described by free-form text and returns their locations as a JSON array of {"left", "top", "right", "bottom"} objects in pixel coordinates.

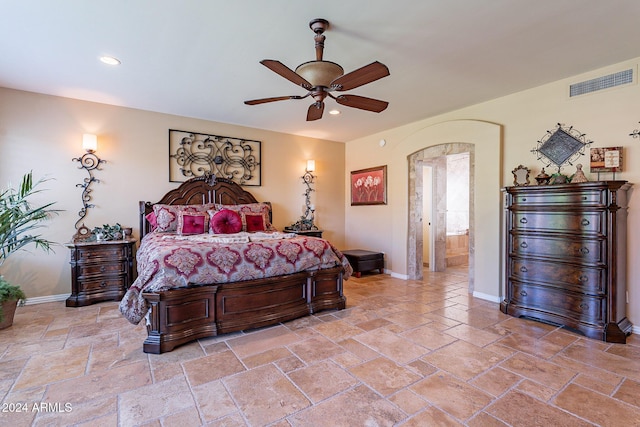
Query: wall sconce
[
  {"left": 288, "top": 160, "right": 319, "bottom": 232},
  {"left": 72, "top": 133, "right": 106, "bottom": 240},
  {"left": 306, "top": 159, "right": 315, "bottom": 173},
  {"left": 629, "top": 122, "right": 640, "bottom": 139}
]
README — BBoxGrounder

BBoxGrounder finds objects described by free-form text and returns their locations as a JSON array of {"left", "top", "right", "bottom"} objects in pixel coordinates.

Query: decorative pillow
[
  {"left": 243, "top": 213, "right": 266, "bottom": 232},
  {"left": 177, "top": 211, "right": 209, "bottom": 235},
  {"left": 145, "top": 212, "right": 158, "bottom": 231},
  {"left": 214, "top": 203, "right": 276, "bottom": 232},
  {"left": 210, "top": 209, "right": 243, "bottom": 234},
  {"left": 153, "top": 203, "right": 216, "bottom": 232}
]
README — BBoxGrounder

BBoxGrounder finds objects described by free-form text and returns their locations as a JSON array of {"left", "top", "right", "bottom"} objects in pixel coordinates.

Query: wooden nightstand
[
  {"left": 65, "top": 238, "right": 137, "bottom": 307},
  {"left": 283, "top": 227, "right": 323, "bottom": 238}
]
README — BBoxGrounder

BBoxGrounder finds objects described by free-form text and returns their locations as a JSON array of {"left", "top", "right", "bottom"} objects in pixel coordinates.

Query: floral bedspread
[{"left": 119, "top": 231, "right": 352, "bottom": 324}]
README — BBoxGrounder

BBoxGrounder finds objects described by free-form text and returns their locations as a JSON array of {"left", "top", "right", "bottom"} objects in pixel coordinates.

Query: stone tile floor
[{"left": 1, "top": 265, "right": 639, "bottom": 426}]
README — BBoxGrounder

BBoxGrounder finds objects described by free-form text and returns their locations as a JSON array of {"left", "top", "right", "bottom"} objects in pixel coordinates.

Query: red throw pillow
[
  {"left": 210, "top": 209, "right": 243, "bottom": 234},
  {"left": 244, "top": 214, "right": 266, "bottom": 232},
  {"left": 177, "top": 212, "right": 209, "bottom": 235},
  {"left": 145, "top": 212, "right": 158, "bottom": 231}
]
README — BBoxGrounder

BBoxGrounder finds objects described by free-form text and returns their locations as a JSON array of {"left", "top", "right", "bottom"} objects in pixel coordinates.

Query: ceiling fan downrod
[{"left": 309, "top": 18, "right": 329, "bottom": 61}]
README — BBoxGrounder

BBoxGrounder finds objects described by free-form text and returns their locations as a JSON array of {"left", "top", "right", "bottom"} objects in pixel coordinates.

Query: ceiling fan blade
[
  {"left": 330, "top": 61, "right": 390, "bottom": 91},
  {"left": 306, "top": 102, "right": 324, "bottom": 121},
  {"left": 260, "top": 59, "right": 312, "bottom": 90},
  {"left": 244, "top": 94, "right": 309, "bottom": 105},
  {"left": 334, "top": 94, "right": 389, "bottom": 113},
  {"left": 244, "top": 96, "right": 296, "bottom": 105}
]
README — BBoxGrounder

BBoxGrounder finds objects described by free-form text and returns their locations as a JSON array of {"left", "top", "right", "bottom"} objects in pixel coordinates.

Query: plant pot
[{"left": 0, "top": 299, "right": 19, "bottom": 330}]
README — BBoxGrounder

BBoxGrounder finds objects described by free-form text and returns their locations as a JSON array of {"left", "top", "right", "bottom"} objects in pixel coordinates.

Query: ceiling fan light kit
[{"left": 245, "top": 18, "right": 390, "bottom": 121}]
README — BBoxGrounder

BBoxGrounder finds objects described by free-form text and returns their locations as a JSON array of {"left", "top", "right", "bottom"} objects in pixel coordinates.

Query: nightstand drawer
[
  {"left": 76, "top": 245, "right": 127, "bottom": 262},
  {"left": 78, "top": 261, "right": 127, "bottom": 279},
  {"left": 80, "top": 277, "right": 126, "bottom": 292}
]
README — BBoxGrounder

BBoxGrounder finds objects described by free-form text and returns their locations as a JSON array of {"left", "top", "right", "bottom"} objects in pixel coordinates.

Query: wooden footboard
[{"left": 142, "top": 266, "right": 345, "bottom": 354}]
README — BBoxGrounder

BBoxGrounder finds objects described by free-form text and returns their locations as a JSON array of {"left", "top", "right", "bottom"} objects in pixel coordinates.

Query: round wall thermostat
[{"left": 379, "top": 139, "right": 387, "bottom": 147}]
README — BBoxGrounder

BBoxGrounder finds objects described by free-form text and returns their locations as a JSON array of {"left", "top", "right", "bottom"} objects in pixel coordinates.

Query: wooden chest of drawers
[
  {"left": 65, "top": 238, "right": 137, "bottom": 307},
  {"left": 501, "top": 181, "right": 632, "bottom": 343}
]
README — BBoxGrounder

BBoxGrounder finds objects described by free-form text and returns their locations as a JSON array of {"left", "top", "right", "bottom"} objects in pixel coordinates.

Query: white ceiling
[{"left": 2, "top": 1, "right": 640, "bottom": 142}]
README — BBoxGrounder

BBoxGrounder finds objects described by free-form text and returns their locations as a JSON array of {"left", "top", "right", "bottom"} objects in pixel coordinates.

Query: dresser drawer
[
  {"left": 80, "top": 277, "right": 127, "bottom": 292},
  {"left": 510, "top": 281, "right": 604, "bottom": 325},
  {"left": 510, "top": 258, "right": 605, "bottom": 294},
  {"left": 512, "top": 211, "right": 603, "bottom": 234},
  {"left": 509, "top": 189, "right": 603, "bottom": 207},
  {"left": 76, "top": 245, "right": 128, "bottom": 262},
  {"left": 78, "top": 261, "right": 127, "bottom": 279},
  {"left": 511, "top": 234, "right": 604, "bottom": 264}
]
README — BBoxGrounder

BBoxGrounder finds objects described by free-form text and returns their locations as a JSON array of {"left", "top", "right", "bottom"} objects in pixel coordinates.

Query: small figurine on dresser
[
  {"left": 570, "top": 164, "right": 588, "bottom": 183},
  {"left": 535, "top": 168, "right": 550, "bottom": 185}
]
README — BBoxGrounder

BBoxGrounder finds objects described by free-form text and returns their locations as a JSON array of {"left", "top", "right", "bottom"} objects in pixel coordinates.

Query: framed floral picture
[{"left": 350, "top": 165, "right": 387, "bottom": 205}]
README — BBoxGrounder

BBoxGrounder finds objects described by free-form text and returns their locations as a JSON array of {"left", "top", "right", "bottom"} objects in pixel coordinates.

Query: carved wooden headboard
[{"left": 138, "top": 174, "right": 271, "bottom": 237}]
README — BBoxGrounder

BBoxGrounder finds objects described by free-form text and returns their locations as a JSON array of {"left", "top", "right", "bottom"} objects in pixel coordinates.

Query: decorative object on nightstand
[
  {"left": 92, "top": 223, "right": 123, "bottom": 241},
  {"left": 72, "top": 133, "right": 106, "bottom": 242},
  {"left": 65, "top": 238, "right": 137, "bottom": 307},
  {"left": 287, "top": 159, "right": 321, "bottom": 234},
  {"left": 530, "top": 123, "right": 592, "bottom": 182}
]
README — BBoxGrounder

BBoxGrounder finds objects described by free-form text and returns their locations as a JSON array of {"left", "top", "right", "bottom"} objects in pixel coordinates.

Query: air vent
[{"left": 570, "top": 69, "right": 633, "bottom": 97}]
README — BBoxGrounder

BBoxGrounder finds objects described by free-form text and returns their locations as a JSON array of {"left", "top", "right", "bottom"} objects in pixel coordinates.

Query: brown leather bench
[{"left": 341, "top": 250, "right": 384, "bottom": 278}]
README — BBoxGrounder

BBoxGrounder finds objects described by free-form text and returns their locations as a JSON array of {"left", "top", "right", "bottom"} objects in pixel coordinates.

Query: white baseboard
[
  {"left": 472, "top": 291, "right": 501, "bottom": 303},
  {"left": 389, "top": 271, "right": 409, "bottom": 280},
  {"left": 22, "top": 294, "right": 70, "bottom": 305}
]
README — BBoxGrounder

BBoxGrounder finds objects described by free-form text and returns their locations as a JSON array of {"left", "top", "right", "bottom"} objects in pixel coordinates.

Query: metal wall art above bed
[{"left": 169, "top": 129, "right": 261, "bottom": 186}]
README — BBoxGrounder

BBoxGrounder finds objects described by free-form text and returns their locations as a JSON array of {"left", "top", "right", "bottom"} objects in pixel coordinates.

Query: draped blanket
[{"left": 119, "top": 232, "right": 352, "bottom": 324}]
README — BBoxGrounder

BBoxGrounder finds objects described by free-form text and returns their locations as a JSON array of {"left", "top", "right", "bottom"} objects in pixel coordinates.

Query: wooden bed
[{"left": 134, "top": 174, "right": 347, "bottom": 354}]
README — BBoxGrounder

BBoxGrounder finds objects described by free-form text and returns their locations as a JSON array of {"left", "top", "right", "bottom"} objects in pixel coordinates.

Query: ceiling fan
[{"left": 244, "top": 18, "right": 390, "bottom": 121}]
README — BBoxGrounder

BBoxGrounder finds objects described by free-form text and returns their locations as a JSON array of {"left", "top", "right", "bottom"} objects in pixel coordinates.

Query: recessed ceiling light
[
  {"left": 329, "top": 109, "right": 340, "bottom": 115},
  {"left": 99, "top": 56, "right": 121, "bottom": 65}
]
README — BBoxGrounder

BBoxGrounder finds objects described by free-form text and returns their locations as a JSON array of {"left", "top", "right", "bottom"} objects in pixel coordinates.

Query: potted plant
[{"left": 0, "top": 171, "right": 58, "bottom": 329}]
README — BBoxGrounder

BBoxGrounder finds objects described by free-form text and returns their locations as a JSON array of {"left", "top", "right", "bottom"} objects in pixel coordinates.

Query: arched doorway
[{"left": 407, "top": 143, "right": 475, "bottom": 291}]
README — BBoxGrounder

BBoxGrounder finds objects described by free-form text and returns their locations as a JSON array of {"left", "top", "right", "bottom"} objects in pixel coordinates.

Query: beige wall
[
  {"left": 0, "top": 88, "right": 345, "bottom": 300},
  {"left": 346, "top": 57, "right": 640, "bottom": 327}
]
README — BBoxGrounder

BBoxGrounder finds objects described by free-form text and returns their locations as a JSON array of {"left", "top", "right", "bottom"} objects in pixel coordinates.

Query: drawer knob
[
  {"left": 521, "top": 198, "right": 527, "bottom": 202},
  {"left": 100, "top": 266, "right": 106, "bottom": 272},
  {"left": 578, "top": 275, "right": 588, "bottom": 283},
  {"left": 519, "top": 217, "right": 528, "bottom": 224},
  {"left": 581, "top": 219, "right": 590, "bottom": 226},
  {"left": 520, "top": 290, "right": 527, "bottom": 296},
  {"left": 579, "top": 303, "right": 589, "bottom": 310},
  {"left": 520, "top": 266, "right": 528, "bottom": 273},
  {"left": 520, "top": 242, "right": 528, "bottom": 249},
  {"left": 582, "top": 196, "right": 587, "bottom": 201},
  {"left": 579, "top": 247, "right": 590, "bottom": 255},
  {"left": 100, "top": 281, "right": 107, "bottom": 288}
]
